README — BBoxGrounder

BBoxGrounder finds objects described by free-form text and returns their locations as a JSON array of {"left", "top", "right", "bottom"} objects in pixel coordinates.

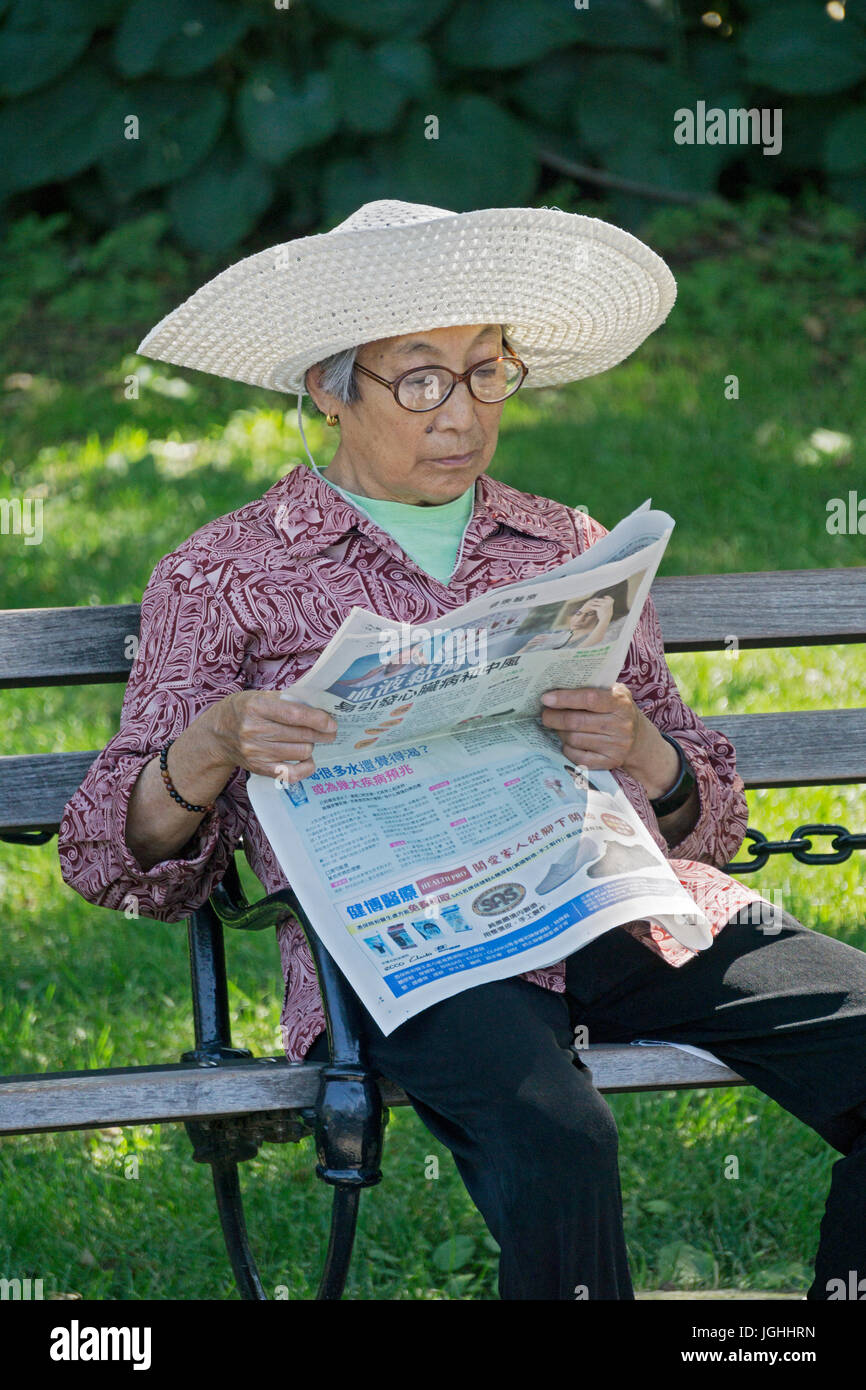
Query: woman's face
[{"left": 307, "top": 322, "right": 508, "bottom": 505}]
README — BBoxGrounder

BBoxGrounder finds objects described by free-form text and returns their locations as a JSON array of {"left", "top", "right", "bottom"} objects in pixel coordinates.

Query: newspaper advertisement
[{"left": 248, "top": 501, "right": 714, "bottom": 1035}]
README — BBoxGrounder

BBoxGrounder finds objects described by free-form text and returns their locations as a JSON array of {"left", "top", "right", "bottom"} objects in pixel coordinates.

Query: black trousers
[{"left": 306, "top": 908, "right": 866, "bottom": 1300}]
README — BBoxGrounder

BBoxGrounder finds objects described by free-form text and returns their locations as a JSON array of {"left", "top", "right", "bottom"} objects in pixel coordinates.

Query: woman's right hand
[
  {"left": 204, "top": 689, "right": 338, "bottom": 784},
  {"left": 123, "top": 689, "right": 338, "bottom": 871}
]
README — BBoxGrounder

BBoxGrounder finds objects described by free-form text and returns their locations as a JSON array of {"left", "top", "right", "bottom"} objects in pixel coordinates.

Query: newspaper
[{"left": 248, "top": 500, "right": 713, "bottom": 1035}]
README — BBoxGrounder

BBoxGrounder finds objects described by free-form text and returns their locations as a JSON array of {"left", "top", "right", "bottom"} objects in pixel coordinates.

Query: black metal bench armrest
[{"left": 208, "top": 854, "right": 300, "bottom": 932}]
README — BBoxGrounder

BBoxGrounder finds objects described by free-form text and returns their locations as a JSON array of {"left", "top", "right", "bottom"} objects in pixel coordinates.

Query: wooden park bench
[{"left": 1, "top": 565, "right": 864, "bottom": 1299}]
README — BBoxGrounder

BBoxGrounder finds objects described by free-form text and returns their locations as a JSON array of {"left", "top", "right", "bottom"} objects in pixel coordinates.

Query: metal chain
[
  {"left": 4, "top": 825, "right": 864, "bottom": 874},
  {"left": 725, "top": 824, "right": 866, "bottom": 873}
]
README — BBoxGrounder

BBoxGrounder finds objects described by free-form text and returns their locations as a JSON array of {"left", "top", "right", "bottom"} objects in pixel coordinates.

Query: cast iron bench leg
[
  {"left": 183, "top": 907, "right": 268, "bottom": 1300},
  {"left": 210, "top": 1155, "right": 267, "bottom": 1300},
  {"left": 306, "top": 926, "right": 388, "bottom": 1300},
  {"left": 184, "top": 895, "right": 387, "bottom": 1300}
]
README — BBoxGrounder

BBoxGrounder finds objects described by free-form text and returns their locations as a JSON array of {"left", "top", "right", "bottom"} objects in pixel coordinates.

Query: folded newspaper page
[{"left": 248, "top": 501, "right": 714, "bottom": 1035}]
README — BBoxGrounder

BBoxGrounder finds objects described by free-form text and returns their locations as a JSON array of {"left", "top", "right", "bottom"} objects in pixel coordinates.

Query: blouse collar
[{"left": 264, "top": 463, "right": 579, "bottom": 567}]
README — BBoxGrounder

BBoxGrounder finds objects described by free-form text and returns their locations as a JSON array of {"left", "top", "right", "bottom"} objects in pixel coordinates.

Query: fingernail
[{"left": 541, "top": 693, "right": 556, "bottom": 706}]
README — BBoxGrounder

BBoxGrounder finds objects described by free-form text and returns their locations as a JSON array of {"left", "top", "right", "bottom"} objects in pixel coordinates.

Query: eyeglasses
[{"left": 354, "top": 354, "right": 529, "bottom": 412}]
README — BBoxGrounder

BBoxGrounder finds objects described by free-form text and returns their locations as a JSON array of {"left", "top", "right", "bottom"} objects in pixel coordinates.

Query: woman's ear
[{"left": 304, "top": 364, "right": 326, "bottom": 415}]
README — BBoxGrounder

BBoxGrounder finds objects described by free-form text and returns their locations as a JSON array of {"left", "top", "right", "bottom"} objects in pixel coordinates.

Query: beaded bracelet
[{"left": 159, "top": 739, "right": 216, "bottom": 814}]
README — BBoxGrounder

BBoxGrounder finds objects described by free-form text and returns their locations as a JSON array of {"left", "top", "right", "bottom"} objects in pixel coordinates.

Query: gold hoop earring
[{"left": 325, "top": 413, "right": 339, "bottom": 427}]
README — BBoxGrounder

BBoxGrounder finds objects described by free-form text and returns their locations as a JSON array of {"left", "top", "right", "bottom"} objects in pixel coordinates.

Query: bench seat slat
[
  {"left": 711, "top": 710, "right": 866, "bottom": 787},
  {"left": 0, "top": 1047, "right": 746, "bottom": 1134},
  {"left": 2, "top": 709, "right": 864, "bottom": 834}
]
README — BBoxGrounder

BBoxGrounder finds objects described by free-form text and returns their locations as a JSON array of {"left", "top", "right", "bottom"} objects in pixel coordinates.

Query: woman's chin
[{"left": 415, "top": 457, "right": 485, "bottom": 499}]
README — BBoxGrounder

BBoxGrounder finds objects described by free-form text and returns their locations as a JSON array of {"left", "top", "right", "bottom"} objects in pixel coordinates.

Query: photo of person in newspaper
[
  {"left": 59, "top": 199, "right": 866, "bottom": 1305},
  {"left": 520, "top": 593, "right": 618, "bottom": 650},
  {"left": 518, "top": 589, "right": 620, "bottom": 650},
  {"left": 324, "top": 649, "right": 423, "bottom": 698},
  {"left": 325, "top": 620, "right": 480, "bottom": 699}
]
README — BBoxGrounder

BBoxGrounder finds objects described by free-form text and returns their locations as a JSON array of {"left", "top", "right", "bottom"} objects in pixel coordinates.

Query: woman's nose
[{"left": 431, "top": 379, "right": 481, "bottom": 426}]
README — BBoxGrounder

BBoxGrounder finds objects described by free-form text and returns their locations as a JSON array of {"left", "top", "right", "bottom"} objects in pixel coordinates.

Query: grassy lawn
[{"left": 0, "top": 192, "right": 864, "bottom": 1299}]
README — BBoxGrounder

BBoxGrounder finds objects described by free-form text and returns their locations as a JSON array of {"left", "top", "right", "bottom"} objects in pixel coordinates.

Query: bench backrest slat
[
  {"left": 1, "top": 569, "right": 864, "bottom": 687},
  {"left": 0, "top": 604, "right": 140, "bottom": 687},
  {"left": 650, "top": 568, "right": 866, "bottom": 648},
  {"left": 2, "top": 568, "right": 864, "bottom": 834}
]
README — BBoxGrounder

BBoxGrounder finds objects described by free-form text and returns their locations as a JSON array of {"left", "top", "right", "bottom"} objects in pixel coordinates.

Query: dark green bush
[{"left": 0, "top": 0, "right": 864, "bottom": 252}]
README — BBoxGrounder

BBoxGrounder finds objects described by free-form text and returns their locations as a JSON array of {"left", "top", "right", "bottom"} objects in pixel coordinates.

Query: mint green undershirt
[{"left": 319, "top": 466, "right": 475, "bottom": 585}]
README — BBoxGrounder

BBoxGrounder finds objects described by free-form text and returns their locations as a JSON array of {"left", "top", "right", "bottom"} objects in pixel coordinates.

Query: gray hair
[
  {"left": 306, "top": 345, "right": 362, "bottom": 411},
  {"left": 306, "top": 325, "right": 513, "bottom": 414}
]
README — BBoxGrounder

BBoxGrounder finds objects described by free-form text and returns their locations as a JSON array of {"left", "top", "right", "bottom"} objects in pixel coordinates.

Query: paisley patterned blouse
[{"left": 57, "top": 463, "right": 769, "bottom": 1061}]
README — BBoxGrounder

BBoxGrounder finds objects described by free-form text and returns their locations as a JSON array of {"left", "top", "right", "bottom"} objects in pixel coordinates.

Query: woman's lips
[{"left": 431, "top": 450, "right": 476, "bottom": 466}]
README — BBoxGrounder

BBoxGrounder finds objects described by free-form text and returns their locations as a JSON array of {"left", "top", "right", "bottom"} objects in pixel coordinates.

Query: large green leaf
[
  {"left": 0, "top": 0, "right": 124, "bottom": 98},
  {"left": 574, "top": 56, "right": 739, "bottom": 195},
  {"left": 768, "top": 98, "right": 838, "bottom": 174},
  {"left": 657, "top": 1242, "right": 717, "bottom": 1289},
  {"left": 320, "top": 150, "right": 397, "bottom": 227},
  {"left": 306, "top": 0, "right": 451, "bottom": 39},
  {"left": 686, "top": 35, "right": 749, "bottom": 93},
  {"left": 370, "top": 39, "right": 436, "bottom": 98},
  {"left": 0, "top": 3, "right": 92, "bottom": 98},
  {"left": 167, "top": 137, "right": 273, "bottom": 254},
  {"left": 571, "top": 0, "right": 672, "bottom": 49},
  {"left": 326, "top": 38, "right": 435, "bottom": 134},
  {"left": 741, "top": 4, "right": 866, "bottom": 94},
  {"left": 512, "top": 50, "right": 582, "bottom": 128},
  {"left": 392, "top": 93, "right": 538, "bottom": 210},
  {"left": 2, "top": 0, "right": 122, "bottom": 23},
  {"left": 828, "top": 174, "right": 866, "bottom": 217},
  {"left": 236, "top": 62, "right": 338, "bottom": 164},
  {"left": 99, "top": 83, "right": 227, "bottom": 198},
  {"left": 112, "top": 0, "right": 249, "bottom": 79},
  {"left": 53, "top": 0, "right": 126, "bottom": 20},
  {"left": 573, "top": 55, "right": 683, "bottom": 153},
  {"left": 826, "top": 107, "right": 866, "bottom": 174},
  {"left": 0, "top": 62, "right": 125, "bottom": 193},
  {"left": 329, "top": 38, "right": 408, "bottom": 134},
  {"left": 439, "top": 0, "right": 577, "bottom": 69},
  {"left": 431, "top": 1234, "right": 476, "bottom": 1272},
  {"left": 65, "top": 168, "right": 132, "bottom": 229}
]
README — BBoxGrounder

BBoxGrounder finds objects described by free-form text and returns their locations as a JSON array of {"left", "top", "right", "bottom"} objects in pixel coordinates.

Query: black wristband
[{"left": 649, "top": 733, "right": 697, "bottom": 817}]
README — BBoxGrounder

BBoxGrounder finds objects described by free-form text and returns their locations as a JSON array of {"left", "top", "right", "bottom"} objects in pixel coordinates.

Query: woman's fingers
[
  {"left": 244, "top": 740, "right": 319, "bottom": 779},
  {"left": 268, "top": 740, "right": 315, "bottom": 761},
  {"left": 561, "top": 744, "right": 615, "bottom": 769},
  {"left": 237, "top": 729, "right": 331, "bottom": 774},
  {"left": 209, "top": 690, "right": 339, "bottom": 777},
  {"left": 229, "top": 694, "right": 339, "bottom": 777},
  {"left": 258, "top": 693, "right": 337, "bottom": 736},
  {"left": 238, "top": 692, "right": 335, "bottom": 734},
  {"left": 542, "top": 708, "right": 618, "bottom": 738},
  {"left": 273, "top": 757, "right": 317, "bottom": 784}
]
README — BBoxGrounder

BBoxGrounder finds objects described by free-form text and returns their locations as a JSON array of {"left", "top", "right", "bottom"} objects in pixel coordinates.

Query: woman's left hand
[{"left": 539, "top": 682, "right": 681, "bottom": 801}]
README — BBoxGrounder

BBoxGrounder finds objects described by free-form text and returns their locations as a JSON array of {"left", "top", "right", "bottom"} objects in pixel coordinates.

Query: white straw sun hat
[{"left": 136, "top": 199, "right": 677, "bottom": 400}]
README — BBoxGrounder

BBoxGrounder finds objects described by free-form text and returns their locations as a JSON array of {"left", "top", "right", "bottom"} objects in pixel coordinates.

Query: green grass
[{"left": 0, "top": 191, "right": 864, "bottom": 1299}]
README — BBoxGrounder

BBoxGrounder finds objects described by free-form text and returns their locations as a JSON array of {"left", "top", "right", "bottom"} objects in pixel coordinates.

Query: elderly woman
[{"left": 58, "top": 199, "right": 866, "bottom": 1301}]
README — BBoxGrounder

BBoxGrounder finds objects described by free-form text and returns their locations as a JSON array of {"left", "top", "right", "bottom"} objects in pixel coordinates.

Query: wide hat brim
[{"left": 136, "top": 201, "right": 677, "bottom": 396}]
